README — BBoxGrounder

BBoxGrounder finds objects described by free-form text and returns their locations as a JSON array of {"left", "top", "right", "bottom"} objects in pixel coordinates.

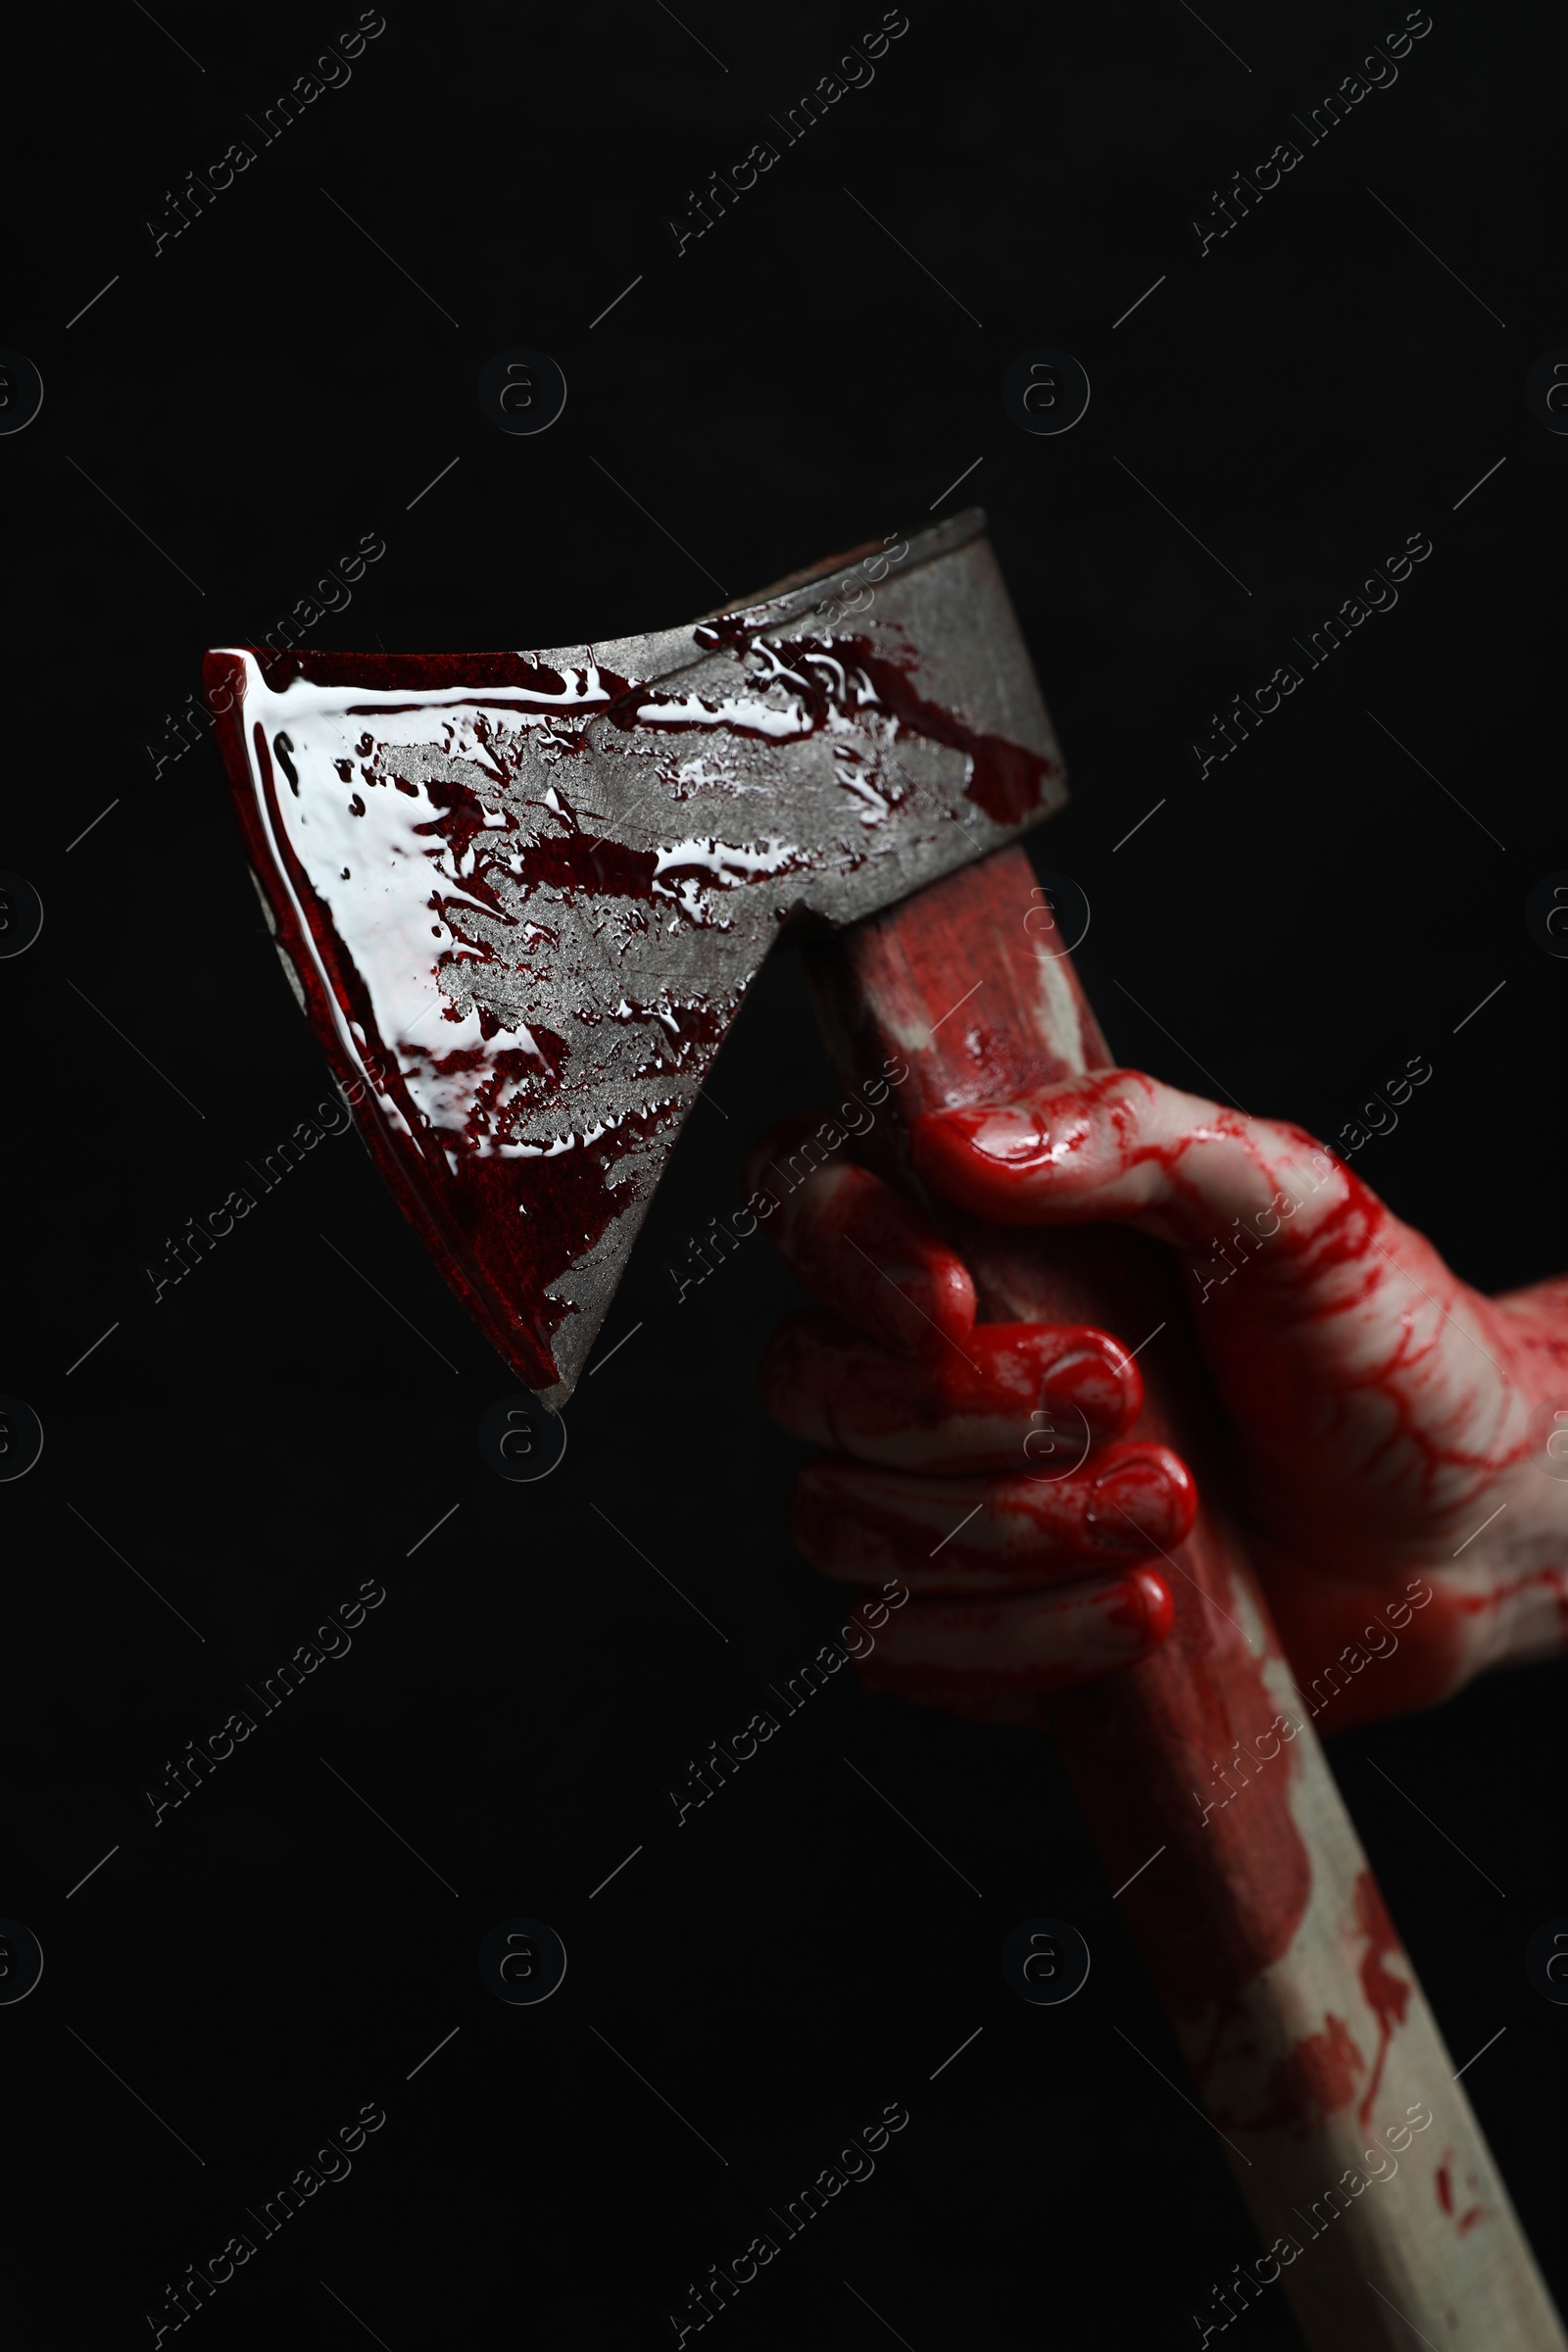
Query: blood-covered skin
[
  {"left": 790, "top": 1448, "right": 1195, "bottom": 1591},
  {"left": 851, "top": 1567, "right": 1174, "bottom": 1706},
  {"left": 744, "top": 1116, "right": 975, "bottom": 1356},
  {"left": 751, "top": 1108, "right": 1175, "bottom": 1698},
  {"left": 759, "top": 1315, "right": 1142, "bottom": 1468},
  {"left": 755, "top": 1073, "right": 1568, "bottom": 1725}
]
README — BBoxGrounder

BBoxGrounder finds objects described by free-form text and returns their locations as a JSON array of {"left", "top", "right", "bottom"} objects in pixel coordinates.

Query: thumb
[{"left": 910, "top": 1069, "right": 1353, "bottom": 1264}]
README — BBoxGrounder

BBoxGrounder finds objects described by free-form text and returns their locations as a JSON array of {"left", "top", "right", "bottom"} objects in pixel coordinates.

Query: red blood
[
  {"left": 769, "top": 844, "right": 1564, "bottom": 2156},
  {"left": 233, "top": 713, "right": 679, "bottom": 1389},
  {"left": 1188, "top": 1878, "right": 1416, "bottom": 2141},
  {"left": 746, "top": 1118, "right": 976, "bottom": 1359},
  {"left": 1103, "top": 1564, "right": 1174, "bottom": 1642},
  {"left": 913, "top": 1063, "right": 1568, "bottom": 1725},
  {"left": 1435, "top": 2151, "right": 1487, "bottom": 2232},
  {"left": 788, "top": 1455, "right": 1190, "bottom": 1590},
  {"left": 1353, "top": 1868, "right": 1412, "bottom": 2132},
  {"left": 785, "top": 636, "right": 1057, "bottom": 823},
  {"left": 212, "top": 621, "right": 1055, "bottom": 1392},
  {"left": 1223, "top": 2014, "right": 1365, "bottom": 2139},
  {"left": 647, "top": 628, "right": 1059, "bottom": 820},
  {"left": 692, "top": 613, "right": 757, "bottom": 650},
  {"left": 759, "top": 1310, "right": 1141, "bottom": 1465},
  {"left": 512, "top": 831, "right": 660, "bottom": 901},
  {"left": 1071, "top": 1511, "right": 1316, "bottom": 2027},
  {"left": 855, "top": 1567, "right": 1173, "bottom": 1700}
]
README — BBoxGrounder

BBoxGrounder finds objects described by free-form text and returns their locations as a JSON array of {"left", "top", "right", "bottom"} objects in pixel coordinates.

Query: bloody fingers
[
  {"left": 760, "top": 1312, "right": 1143, "bottom": 1470},
  {"left": 856, "top": 1570, "right": 1175, "bottom": 1703},
  {"left": 751, "top": 1115, "right": 1195, "bottom": 1697},
  {"left": 745, "top": 1114, "right": 973, "bottom": 1358},
  {"left": 789, "top": 1447, "right": 1195, "bottom": 1592}
]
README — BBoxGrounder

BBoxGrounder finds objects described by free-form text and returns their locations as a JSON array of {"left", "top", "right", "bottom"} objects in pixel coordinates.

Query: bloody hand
[{"left": 751, "top": 1073, "right": 1568, "bottom": 1730}]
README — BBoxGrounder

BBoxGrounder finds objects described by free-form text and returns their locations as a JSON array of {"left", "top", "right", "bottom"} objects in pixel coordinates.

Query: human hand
[
  {"left": 752, "top": 1075, "right": 1568, "bottom": 1730},
  {"left": 748, "top": 1109, "right": 1190, "bottom": 1724}
]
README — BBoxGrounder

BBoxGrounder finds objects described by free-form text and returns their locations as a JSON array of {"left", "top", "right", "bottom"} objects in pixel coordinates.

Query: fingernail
[
  {"left": 1044, "top": 1345, "right": 1135, "bottom": 1438},
  {"left": 944, "top": 1106, "right": 1046, "bottom": 1163},
  {"left": 1088, "top": 1462, "right": 1179, "bottom": 1547},
  {"left": 1100, "top": 1566, "right": 1174, "bottom": 1645}
]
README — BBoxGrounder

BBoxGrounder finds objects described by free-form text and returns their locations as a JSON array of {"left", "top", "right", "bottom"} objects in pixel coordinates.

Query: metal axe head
[{"left": 205, "top": 509, "right": 1065, "bottom": 1405}]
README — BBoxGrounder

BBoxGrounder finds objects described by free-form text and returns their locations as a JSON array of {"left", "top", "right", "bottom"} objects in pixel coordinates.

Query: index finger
[{"left": 745, "top": 1113, "right": 975, "bottom": 1360}]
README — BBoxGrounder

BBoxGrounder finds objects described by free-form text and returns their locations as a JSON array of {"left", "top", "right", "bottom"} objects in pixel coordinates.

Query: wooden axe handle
[{"left": 806, "top": 844, "right": 1562, "bottom": 2351}]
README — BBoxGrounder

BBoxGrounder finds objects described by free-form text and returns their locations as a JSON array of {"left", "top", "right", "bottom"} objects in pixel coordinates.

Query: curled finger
[
  {"left": 855, "top": 1569, "right": 1175, "bottom": 1701},
  {"left": 790, "top": 1445, "right": 1197, "bottom": 1593},
  {"left": 745, "top": 1114, "right": 974, "bottom": 1359},
  {"left": 760, "top": 1310, "right": 1143, "bottom": 1469}
]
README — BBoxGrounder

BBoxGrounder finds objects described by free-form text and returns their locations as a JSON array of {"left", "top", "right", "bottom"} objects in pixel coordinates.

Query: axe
[{"left": 205, "top": 514, "right": 1561, "bottom": 2349}]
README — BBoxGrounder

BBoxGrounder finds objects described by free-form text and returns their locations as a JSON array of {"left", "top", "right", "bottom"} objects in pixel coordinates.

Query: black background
[{"left": 3, "top": 1, "right": 1563, "bottom": 2343}]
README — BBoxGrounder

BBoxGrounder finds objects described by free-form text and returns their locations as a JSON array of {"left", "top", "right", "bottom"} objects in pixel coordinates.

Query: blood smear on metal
[{"left": 206, "top": 630, "right": 1057, "bottom": 1396}]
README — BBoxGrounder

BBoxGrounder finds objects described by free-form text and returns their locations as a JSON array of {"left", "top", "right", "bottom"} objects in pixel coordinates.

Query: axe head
[{"left": 205, "top": 510, "right": 1065, "bottom": 1405}]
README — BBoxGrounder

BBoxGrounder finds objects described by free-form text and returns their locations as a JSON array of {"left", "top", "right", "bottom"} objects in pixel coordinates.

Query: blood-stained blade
[{"left": 205, "top": 509, "right": 1063, "bottom": 1404}]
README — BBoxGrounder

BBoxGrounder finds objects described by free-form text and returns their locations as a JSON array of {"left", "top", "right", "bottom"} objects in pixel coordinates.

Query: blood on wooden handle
[{"left": 806, "top": 845, "right": 1563, "bottom": 2352}]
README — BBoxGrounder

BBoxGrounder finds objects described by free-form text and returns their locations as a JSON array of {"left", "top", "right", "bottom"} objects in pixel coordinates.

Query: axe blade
[{"left": 205, "top": 510, "right": 1065, "bottom": 1404}]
